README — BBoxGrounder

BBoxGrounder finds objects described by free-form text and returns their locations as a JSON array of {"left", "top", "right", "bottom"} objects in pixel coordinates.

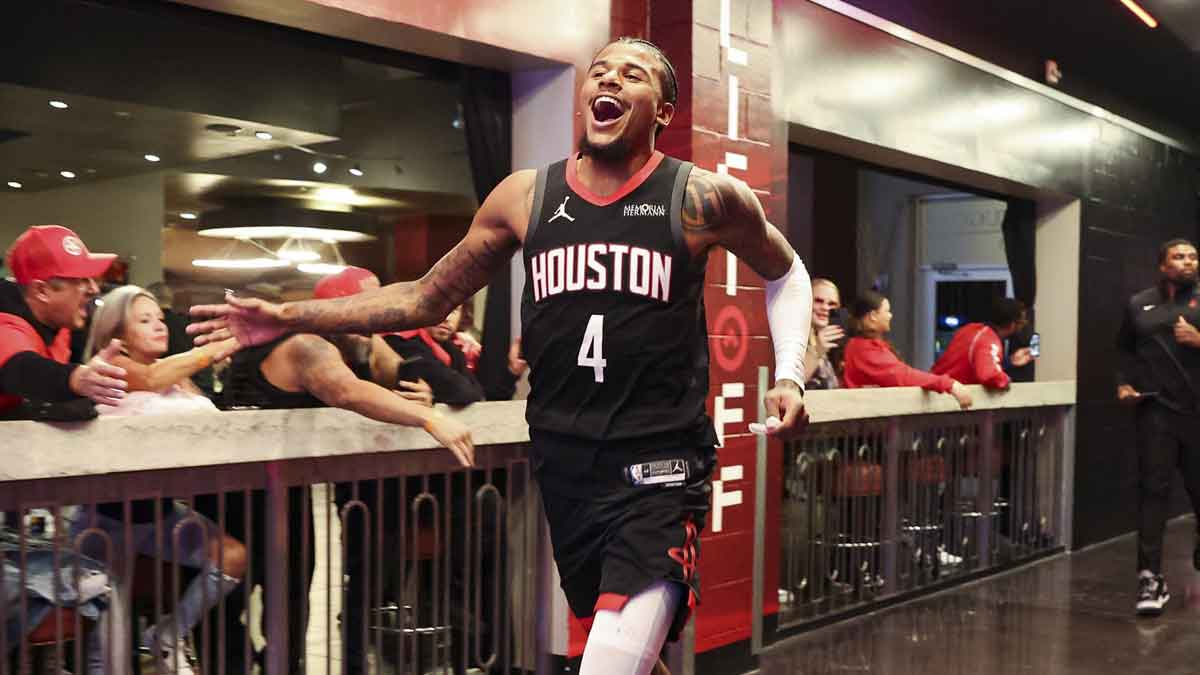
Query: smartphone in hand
[{"left": 1029, "top": 333, "right": 1041, "bottom": 358}]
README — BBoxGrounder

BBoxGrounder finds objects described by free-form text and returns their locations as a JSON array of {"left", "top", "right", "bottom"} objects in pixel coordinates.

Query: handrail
[
  {"left": 0, "top": 381, "right": 1074, "bottom": 483},
  {"left": 805, "top": 380, "right": 1074, "bottom": 423}
]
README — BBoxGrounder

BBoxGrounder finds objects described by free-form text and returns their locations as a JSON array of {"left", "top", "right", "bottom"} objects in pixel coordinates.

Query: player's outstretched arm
[
  {"left": 189, "top": 171, "right": 533, "bottom": 348},
  {"left": 286, "top": 335, "right": 475, "bottom": 467},
  {"left": 683, "top": 169, "right": 812, "bottom": 438}
]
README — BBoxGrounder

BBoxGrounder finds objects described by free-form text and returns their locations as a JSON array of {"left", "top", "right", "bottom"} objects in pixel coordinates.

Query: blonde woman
[
  {"left": 804, "top": 278, "right": 843, "bottom": 390},
  {"left": 73, "top": 285, "right": 245, "bottom": 675}
]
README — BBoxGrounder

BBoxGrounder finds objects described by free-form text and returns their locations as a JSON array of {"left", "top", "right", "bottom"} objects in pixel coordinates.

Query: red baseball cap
[
  {"left": 5, "top": 225, "right": 116, "bottom": 284},
  {"left": 313, "top": 266, "right": 379, "bottom": 299}
]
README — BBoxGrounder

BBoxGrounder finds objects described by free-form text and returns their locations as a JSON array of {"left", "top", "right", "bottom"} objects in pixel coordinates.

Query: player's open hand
[
  {"left": 424, "top": 412, "right": 474, "bottom": 467},
  {"left": 756, "top": 380, "right": 809, "bottom": 439},
  {"left": 188, "top": 292, "right": 287, "bottom": 348}
]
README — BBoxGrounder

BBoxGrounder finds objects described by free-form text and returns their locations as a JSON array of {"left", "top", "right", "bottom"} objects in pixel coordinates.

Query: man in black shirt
[{"left": 1116, "top": 238, "right": 1200, "bottom": 616}]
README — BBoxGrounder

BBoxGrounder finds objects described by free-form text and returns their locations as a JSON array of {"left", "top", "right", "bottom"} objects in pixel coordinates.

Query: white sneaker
[
  {"left": 142, "top": 627, "right": 196, "bottom": 675},
  {"left": 937, "top": 546, "right": 963, "bottom": 566},
  {"left": 1136, "top": 571, "right": 1170, "bottom": 617}
]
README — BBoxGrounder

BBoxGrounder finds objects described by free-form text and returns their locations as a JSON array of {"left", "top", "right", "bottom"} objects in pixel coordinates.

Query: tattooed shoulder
[{"left": 681, "top": 168, "right": 729, "bottom": 232}]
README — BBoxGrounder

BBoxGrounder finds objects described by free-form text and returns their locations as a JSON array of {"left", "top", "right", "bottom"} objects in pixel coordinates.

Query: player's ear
[{"left": 656, "top": 101, "right": 675, "bottom": 131}]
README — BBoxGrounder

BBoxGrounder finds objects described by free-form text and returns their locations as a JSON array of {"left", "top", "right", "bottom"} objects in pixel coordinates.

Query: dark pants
[
  {"left": 195, "top": 488, "right": 315, "bottom": 674},
  {"left": 1136, "top": 402, "right": 1200, "bottom": 573}
]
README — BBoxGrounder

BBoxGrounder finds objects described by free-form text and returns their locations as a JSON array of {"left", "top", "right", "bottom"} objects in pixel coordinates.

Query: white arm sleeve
[{"left": 765, "top": 253, "right": 812, "bottom": 389}]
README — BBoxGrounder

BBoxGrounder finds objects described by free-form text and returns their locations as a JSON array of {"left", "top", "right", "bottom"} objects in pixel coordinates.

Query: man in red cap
[{"left": 0, "top": 225, "right": 128, "bottom": 418}]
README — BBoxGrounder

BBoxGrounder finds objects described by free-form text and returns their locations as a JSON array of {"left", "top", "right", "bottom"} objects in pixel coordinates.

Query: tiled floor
[{"left": 759, "top": 516, "right": 1200, "bottom": 675}]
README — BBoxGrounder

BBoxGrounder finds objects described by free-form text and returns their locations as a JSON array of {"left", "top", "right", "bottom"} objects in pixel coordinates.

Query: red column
[{"left": 654, "top": 0, "right": 786, "bottom": 654}]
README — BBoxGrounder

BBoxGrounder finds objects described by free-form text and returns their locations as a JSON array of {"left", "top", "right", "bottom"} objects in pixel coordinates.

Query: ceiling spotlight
[
  {"left": 255, "top": 131, "right": 274, "bottom": 141},
  {"left": 60, "top": 170, "right": 76, "bottom": 179},
  {"left": 312, "top": 161, "right": 328, "bottom": 174},
  {"left": 6, "top": 181, "right": 21, "bottom": 189},
  {"left": 49, "top": 100, "right": 69, "bottom": 109},
  {"left": 348, "top": 164, "right": 364, "bottom": 177},
  {"left": 179, "top": 212, "right": 198, "bottom": 220},
  {"left": 144, "top": 154, "right": 161, "bottom": 163},
  {"left": 1119, "top": 0, "right": 1158, "bottom": 28}
]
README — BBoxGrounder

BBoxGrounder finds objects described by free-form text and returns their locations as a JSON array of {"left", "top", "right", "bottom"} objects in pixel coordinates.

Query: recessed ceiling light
[
  {"left": 144, "top": 154, "right": 161, "bottom": 163},
  {"left": 179, "top": 212, "right": 198, "bottom": 220},
  {"left": 6, "top": 181, "right": 21, "bottom": 189},
  {"left": 312, "top": 161, "right": 328, "bottom": 174},
  {"left": 49, "top": 100, "right": 68, "bottom": 109},
  {"left": 348, "top": 165, "right": 364, "bottom": 177},
  {"left": 254, "top": 131, "right": 274, "bottom": 141},
  {"left": 60, "top": 170, "right": 76, "bottom": 179},
  {"left": 114, "top": 111, "right": 132, "bottom": 119}
]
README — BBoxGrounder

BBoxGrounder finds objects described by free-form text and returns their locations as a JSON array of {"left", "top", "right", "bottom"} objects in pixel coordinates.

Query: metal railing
[
  {"left": 775, "top": 397, "right": 1071, "bottom": 633},
  {"left": 1, "top": 404, "right": 542, "bottom": 675},
  {"left": 1, "top": 387, "right": 1075, "bottom": 674}
]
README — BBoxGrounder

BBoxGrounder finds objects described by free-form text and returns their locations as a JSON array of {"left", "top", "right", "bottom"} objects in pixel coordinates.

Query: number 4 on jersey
[{"left": 578, "top": 314, "right": 607, "bottom": 383}]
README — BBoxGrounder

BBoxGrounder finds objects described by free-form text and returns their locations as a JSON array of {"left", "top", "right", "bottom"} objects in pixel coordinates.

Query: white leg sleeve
[{"left": 578, "top": 581, "right": 683, "bottom": 675}]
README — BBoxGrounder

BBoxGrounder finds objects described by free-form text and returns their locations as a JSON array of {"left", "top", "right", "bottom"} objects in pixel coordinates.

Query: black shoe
[{"left": 1136, "top": 573, "right": 1169, "bottom": 616}]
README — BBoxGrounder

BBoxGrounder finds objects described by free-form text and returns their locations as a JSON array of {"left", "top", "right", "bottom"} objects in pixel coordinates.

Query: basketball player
[{"left": 190, "top": 37, "right": 812, "bottom": 674}]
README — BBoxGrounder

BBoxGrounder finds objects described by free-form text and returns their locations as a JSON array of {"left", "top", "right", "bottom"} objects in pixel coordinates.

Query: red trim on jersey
[{"left": 566, "top": 151, "right": 665, "bottom": 206}]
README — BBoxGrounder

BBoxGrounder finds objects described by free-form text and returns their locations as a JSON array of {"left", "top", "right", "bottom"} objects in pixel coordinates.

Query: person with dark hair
[
  {"left": 842, "top": 290, "right": 973, "bottom": 408},
  {"left": 1116, "top": 237, "right": 1200, "bottom": 616},
  {"left": 191, "top": 36, "right": 812, "bottom": 675},
  {"left": 931, "top": 297, "right": 1035, "bottom": 390}
]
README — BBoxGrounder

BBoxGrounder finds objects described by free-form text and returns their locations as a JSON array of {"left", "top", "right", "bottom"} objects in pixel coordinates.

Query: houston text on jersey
[{"left": 528, "top": 243, "right": 672, "bottom": 303}]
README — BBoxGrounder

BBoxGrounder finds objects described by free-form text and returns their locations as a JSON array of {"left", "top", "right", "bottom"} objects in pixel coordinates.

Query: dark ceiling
[{"left": 844, "top": 0, "right": 1200, "bottom": 141}]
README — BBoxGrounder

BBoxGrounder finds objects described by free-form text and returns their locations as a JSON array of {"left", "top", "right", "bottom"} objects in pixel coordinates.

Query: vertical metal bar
[
  {"left": 264, "top": 462, "right": 290, "bottom": 675},
  {"left": 752, "top": 365, "right": 768, "bottom": 652},
  {"left": 397, "top": 478, "right": 408, "bottom": 675},
  {"left": 374, "top": 478, "right": 385, "bottom": 673},
  {"left": 464, "top": 470, "right": 475, "bottom": 672},
  {"left": 977, "top": 412, "right": 996, "bottom": 569},
  {"left": 881, "top": 419, "right": 900, "bottom": 597},
  {"left": 242, "top": 489, "right": 252, "bottom": 675},
  {"left": 300, "top": 484, "right": 312, "bottom": 675},
  {"left": 325, "top": 482, "right": 333, "bottom": 675},
  {"left": 217, "top": 492, "right": 227, "bottom": 675}
]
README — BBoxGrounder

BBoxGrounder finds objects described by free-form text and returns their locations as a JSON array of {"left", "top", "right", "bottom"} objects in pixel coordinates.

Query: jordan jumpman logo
[{"left": 548, "top": 195, "right": 575, "bottom": 223}]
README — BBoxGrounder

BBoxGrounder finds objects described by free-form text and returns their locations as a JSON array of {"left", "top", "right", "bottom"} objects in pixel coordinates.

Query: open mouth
[{"left": 591, "top": 95, "right": 626, "bottom": 126}]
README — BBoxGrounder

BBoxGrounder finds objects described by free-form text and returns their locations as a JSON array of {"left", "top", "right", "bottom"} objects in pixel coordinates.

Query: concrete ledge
[
  {"left": 1, "top": 382, "right": 1073, "bottom": 483},
  {"left": 805, "top": 380, "right": 1075, "bottom": 423}
]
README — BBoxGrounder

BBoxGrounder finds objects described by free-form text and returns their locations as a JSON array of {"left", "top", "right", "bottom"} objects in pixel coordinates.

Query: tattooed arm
[
  {"left": 682, "top": 167, "right": 812, "bottom": 439},
  {"left": 190, "top": 171, "right": 535, "bottom": 347},
  {"left": 680, "top": 167, "right": 794, "bottom": 279}
]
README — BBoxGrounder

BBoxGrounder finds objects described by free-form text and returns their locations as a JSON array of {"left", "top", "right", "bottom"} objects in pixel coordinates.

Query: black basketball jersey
[{"left": 520, "top": 152, "right": 713, "bottom": 445}]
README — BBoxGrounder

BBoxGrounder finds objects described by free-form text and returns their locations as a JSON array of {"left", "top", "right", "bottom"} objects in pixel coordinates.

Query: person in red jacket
[
  {"left": 932, "top": 297, "right": 1034, "bottom": 390},
  {"left": 843, "top": 290, "right": 973, "bottom": 408},
  {"left": 0, "top": 225, "right": 128, "bottom": 418}
]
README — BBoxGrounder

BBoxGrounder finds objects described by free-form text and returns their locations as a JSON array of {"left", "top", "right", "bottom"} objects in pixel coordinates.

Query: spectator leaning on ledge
[
  {"left": 842, "top": 289, "right": 973, "bottom": 409},
  {"left": 0, "top": 225, "right": 127, "bottom": 419},
  {"left": 931, "top": 297, "right": 1035, "bottom": 390}
]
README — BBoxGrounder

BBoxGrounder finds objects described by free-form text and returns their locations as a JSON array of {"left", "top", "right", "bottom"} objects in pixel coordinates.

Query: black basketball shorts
[{"left": 531, "top": 431, "right": 717, "bottom": 642}]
